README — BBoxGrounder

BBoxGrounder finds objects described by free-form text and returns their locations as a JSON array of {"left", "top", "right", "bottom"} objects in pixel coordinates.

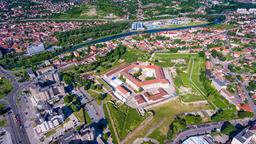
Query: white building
[
  {"left": 36, "top": 115, "right": 64, "bottom": 134},
  {"left": 182, "top": 135, "right": 214, "bottom": 144},
  {"left": 27, "top": 43, "right": 45, "bottom": 55},
  {"left": 131, "top": 22, "right": 144, "bottom": 31},
  {"left": 0, "top": 128, "right": 13, "bottom": 144},
  {"left": 232, "top": 127, "right": 256, "bottom": 144}
]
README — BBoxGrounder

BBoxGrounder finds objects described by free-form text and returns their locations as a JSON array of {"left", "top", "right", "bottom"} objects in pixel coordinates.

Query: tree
[
  {"left": 211, "top": 109, "right": 235, "bottom": 122},
  {"left": 247, "top": 80, "right": 256, "bottom": 91},
  {"left": 221, "top": 122, "right": 236, "bottom": 135},
  {"left": 70, "top": 104, "right": 79, "bottom": 112},
  {"left": 238, "top": 111, "right": 254, "bottom": 118},
  {"left": 167, "top": 117, "right": 187, "bottom": 140},
  {"left": 64, "top": 94, "right": 74, "bottom": 104},
  {"left": 184, "top": 114, "right": 202, "bottom": 125},
  {"left": 103, "top": 133, "right": 109, "bottom": 141},
  {"left": 62, "top": 74, "right": 73, "bottom": 85},
  {"left": 169, "top": 48, "right": 178, "bottom": 53},
  {"left": 0, "top": 104, "right": 5, "bottom": 115},
  {"left": 198, "top": 51, "right": 205, "bottom": 57}
]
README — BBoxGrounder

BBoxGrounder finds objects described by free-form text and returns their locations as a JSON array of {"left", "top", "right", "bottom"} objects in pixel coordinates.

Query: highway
[{"left": 0, "top": 66, "right": 31, "bottom": 144}]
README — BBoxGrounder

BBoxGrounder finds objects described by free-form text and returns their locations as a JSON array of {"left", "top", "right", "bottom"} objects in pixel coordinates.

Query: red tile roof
[
  {"left": 105, "top": 63, "right": 130, "bottom": 77},
  {"left": 120, "top": 63, "right": 169, "bottom": 88},
  {"left": 116, "top": 86, "right": 130, "bottom": 95},
  {"left": 239, "top": 104, "right": 253, "bottom": 112},
  {"left": 134, "top": 95, "right": 146, "bottom": 104},
  {"left": 144, "top": 88, "right": 168, "bottom": 101}
]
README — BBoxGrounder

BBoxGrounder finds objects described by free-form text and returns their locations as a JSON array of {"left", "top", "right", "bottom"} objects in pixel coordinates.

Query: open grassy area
[
  {"left": 44, "top": 117, "right": 70, "bottom": 138},
  {"left": 73, "top": 108, "right": 92, "bottom": 124},
  {"left": 52, "top": 4, "right": 119, "bottom": 19},
  {"left": 153, "top": 53, "right": 206, "bottom": 102},
  {"left": 122, "top": 48, "right": 151, "bottom": 63},
  {"left": 0, "top": 119, "right": 7, "bottom": 127},
  {"left": 210, "top": 23, "right": 236, "bottom": 30},
  {"left": 45, "top": 129, "right": 57, "bottom": 138},
  {"left": 97, "top": 78, "right": 112, "bottom": 91},
  {"left": 87, "top": 89, "right": 103, "bottom": 105},
  {"left": 103, "top": 103, "right": 119, "bottom": 144},
  {"left": 162, "top": 21, "right": 208, "bottom": 29},
  {"left": 104, "top": 101, "right": 147, "bottom": 140},
  {"left": 153, "top": 52, "right": 233, "bottom": 110},
  {"left": 124, "top": 99, "right": 211, "bottom": 143},
  {"left": 0, "top": 78, "right": 13, "bottom": 99}
]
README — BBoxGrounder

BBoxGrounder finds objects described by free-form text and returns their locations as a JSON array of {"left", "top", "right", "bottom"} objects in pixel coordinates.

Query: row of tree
[
  {"left": 167, "top": 114, "right": 202, "bottom": 140},
  {"left": 55, "top": 22, "right": 129, "bottom": 47}
]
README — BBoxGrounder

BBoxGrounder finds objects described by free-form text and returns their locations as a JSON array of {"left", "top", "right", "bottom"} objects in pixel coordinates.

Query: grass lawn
[
  {"left": 45, "top": 129, "right": 57, "bottom": 138},
  {"left": 97, "top": 78, "right": 112, "bottom": 91},
  {"left": 161, "top": 21, "right": 208, "bottom": 29},
  {"left": 87, "top": 89, "right": 103, "bottom": 105},
  {"left": 0, "top": 78, "right": 13, "bottom": 99},
  {"left": 210, "top": 23, "right": 235, "bottom": 30},
  {"left": 103, "top": 103, "right": 119, "bottom": 144},
  {"left": 44, "top": 118, "right": 70, "bottom": 138},
  {"left": 153, "top": 53, "right": 206, "bottom": 102},
  {"left": 153, "top": 53, "right": 198, "bottom": 60},
  {"left": 125, "top": 99, "right": 211, "bottom": 143},
  {"left": 104, "top": 102, "right": 146, "bottom": 140},
  {"left": 0, "top": 119, "right": 7, "bottom": 127},
  {"left": 73, "top": 108, "right": 92, "bottom": 124},
  {"left": 122, "top": 48, "right": 151, "bottom": 63}
]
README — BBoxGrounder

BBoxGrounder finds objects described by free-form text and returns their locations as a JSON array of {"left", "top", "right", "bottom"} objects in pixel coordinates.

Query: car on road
[{"left": 15, "top": 114, "right": 23, "bottom": 127}]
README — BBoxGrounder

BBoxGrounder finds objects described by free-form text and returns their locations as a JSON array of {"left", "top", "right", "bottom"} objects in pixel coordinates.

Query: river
[{"left": 55, "top": 19, "right": 222, "bottom": 54}]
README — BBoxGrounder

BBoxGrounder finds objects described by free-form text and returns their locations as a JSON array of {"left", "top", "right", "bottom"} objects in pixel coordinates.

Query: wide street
[
  {"left": 171, "top": 119, "right": 251, "bottom": 144},
  {"left": 0, "top": 66, "right": 31, "bottom": 144}
]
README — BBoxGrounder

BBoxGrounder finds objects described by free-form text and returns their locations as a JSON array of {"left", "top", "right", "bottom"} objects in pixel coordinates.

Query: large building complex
[{"left": 104, "top": 62, "right": 176, "bottom": 108}]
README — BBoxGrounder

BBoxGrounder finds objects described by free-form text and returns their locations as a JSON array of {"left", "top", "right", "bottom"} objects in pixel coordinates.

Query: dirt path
[
  {"left": 106, "top": 103, "right": 121, "bottom": 143},
  {"left": 145, "top": 118, "right": 167, "bottom": 137},
  {"left": 121, "top": 114, "right": 154, "bottom": 144}
]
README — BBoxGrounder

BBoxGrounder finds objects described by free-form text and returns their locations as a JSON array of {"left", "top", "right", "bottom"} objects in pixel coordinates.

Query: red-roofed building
[
  {"left": 144, "top": 88, "right": 168, "bottom": 101},
  {"left": 120, "top": 63, "right": 170, "bottom": 91},
  {"left": 134, "top": 95, "right": 147, "bottom": 105},
  {"left": 239, "top": 104, "right": 253, "bottom": 112},
  {"left": 116, "top": 86, "right": 130, "bottom": 97},
  {"left": 206, "top": 61, "right": 213, "bottom": 70}
]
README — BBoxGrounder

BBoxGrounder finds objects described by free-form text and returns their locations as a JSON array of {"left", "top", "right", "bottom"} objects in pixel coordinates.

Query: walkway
[
  {"left": 121, "top": 113, "right": 154, "bottom": 144},
  {"left": 105, "top": 103, "right": 121, "bottom": 144}
]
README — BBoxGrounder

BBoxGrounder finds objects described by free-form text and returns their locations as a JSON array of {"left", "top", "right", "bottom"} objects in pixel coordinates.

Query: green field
[
  {"left": 73, "top": 108, "right": 92, "bottom": 124},
  {"left": 124, "top": 99, "right": 211, "bottom": 144},
  {"left": 153, "top": 52, "right": 234, "bottom": 110},
  {"left": 51, "top": 0, "right": 124, "bottom": 20},
  {"left": 153, "top": 53, "right": 206, "bottom": 102},
  {"left": 104, "top": 101, "right": 147, "bottom": 140},
  {"left": 87, "top": 89, "right": 104, "bottom": 105},
  {"left": 122, "top": 48, "right": 151, "bottom": 63},
  {"left": 0, "top": 119, "right": 7, "bottom": 127},
  {"left": 97, "top": 78, "right": 112, "bottom": 91},
  {"left": 0, "top": 78, "right": 13, "bottom": 99}
]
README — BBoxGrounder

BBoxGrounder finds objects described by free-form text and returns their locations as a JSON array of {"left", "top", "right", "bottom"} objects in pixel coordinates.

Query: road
[
  {"left": 240, "top": 81, "right": 256, "bottom": 118},
  {"left": 172, "top": 122, "right": 224, "bottom": 144},
  {"left": 0, "top": 66, "right": 31, "bottom": 144},
  {"left": 171, "top": 119, "right": 251, "bottom": 144},
  {"left": 79, "top": 87, "right": 105, "bottom": 122}
]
